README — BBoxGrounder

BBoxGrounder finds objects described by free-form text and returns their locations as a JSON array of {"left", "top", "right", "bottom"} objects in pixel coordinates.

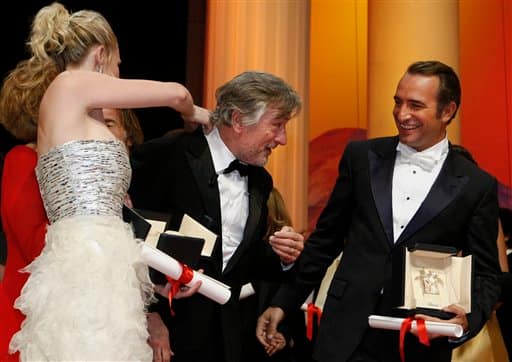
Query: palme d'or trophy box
[
  {"left": 400, "top": 243, "right": 471, "bottom": 319},
  {"left": 369, "top": 244, "right": 470, "bottom": 337}
]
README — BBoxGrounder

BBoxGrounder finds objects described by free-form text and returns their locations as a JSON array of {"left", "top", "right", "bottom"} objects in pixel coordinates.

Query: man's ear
[
  {"left": 441, "top": 101, "right": 457, "bottom": 123},
  {"left": 232, "top": 110, "right": 244, "bottom": 133}
]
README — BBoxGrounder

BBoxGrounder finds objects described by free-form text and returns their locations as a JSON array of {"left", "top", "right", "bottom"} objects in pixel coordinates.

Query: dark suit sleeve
[
  {"left": 462, "top": 177, "right": 501, "bottom": 341},
  {"left": 272, "top": 142, "right": 356, "bottom": 312}
]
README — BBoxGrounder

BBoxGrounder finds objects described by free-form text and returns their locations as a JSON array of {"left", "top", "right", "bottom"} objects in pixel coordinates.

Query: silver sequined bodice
[{"left": 36, "top": 140, "right": 131, "bottom": 223}]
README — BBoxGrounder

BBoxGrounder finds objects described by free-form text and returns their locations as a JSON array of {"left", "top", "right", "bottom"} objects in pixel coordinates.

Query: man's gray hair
[{"left": 210, "top": 71, "right": 301, "bottom": 127}]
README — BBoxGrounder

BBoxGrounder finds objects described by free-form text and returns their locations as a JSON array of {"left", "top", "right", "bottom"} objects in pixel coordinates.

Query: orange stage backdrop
[
  {"left": 459, "top": 0, "right": 512, "bottom": 188},
  {"left": 203, "top": 0, "right": 512, "bottom": 227}
]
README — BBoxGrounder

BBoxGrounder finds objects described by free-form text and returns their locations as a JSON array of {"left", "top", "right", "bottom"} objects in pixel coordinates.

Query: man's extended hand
[
  {"left": 256, "top": 307, "right": 285, "bottom": 349},
  {"left": 269, "top": 226, "right": 304, "bottom": 265},
  {"left": 264, "top": 331, "right": 287, "bottom": 356}
]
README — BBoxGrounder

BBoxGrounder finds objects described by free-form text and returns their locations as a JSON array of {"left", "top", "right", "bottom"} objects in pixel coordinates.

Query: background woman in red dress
[{"left": 0, "top": 58, "right": 49, "bottom": 360}]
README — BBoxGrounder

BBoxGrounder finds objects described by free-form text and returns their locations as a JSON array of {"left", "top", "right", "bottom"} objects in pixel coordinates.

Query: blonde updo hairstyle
[{"left": 0, "top": 2, "right": 118, "bottom": 142}]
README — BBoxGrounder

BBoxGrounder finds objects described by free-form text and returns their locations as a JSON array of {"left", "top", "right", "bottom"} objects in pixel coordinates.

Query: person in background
[
  {"left": 257, "top": 61, "right": 501, "bottom": 362},
  {"left": 3, "top": 2, "right": 208, "bottom": 361},
  {"left": 130, "top": 71, "right": 304, "bottom": 362},
  {"left": 497, "top": 207, "right": 512, "bottom": 357},
  {"left": 0, "top": 153, "right": 6, "bottom": 281},
  {"left": 0, "top": 143, "right": 46, "bottom": 362},
  {"left": 255, "top": 187, "right": 311, "bottom": 361},
  {"left": 0, "top": 231, "right": 5, "bottom": 281},
  {"left": 104, "top": 108, "right": 144, "bottom": 152},
  {"left": 0, "top": 16, "right": 57, "bottom": 359}
]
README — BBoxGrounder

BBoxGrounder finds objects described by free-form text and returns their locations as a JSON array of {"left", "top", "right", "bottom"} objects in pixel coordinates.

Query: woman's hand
[{"left": 182, "top": 105, "right": 210, "bottom": 127}]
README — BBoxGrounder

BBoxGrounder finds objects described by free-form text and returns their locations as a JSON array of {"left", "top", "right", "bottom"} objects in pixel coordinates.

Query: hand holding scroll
[
  {"left": 154, "top": 275, "right": 203, "bottom": 300},
  {"left": 414, "top": 303, "right": 468, "bottom": 339}
]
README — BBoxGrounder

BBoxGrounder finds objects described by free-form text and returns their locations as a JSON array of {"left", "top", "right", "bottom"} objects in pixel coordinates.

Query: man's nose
[
  {"left": 396, "top": 105, "right": 410, "bottom": 121},
  {"left": 275, "top": 128, "right": 287, "bottom": 145}
]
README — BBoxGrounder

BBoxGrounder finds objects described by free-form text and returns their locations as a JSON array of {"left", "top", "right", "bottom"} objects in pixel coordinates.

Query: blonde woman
[{"left": 7, "top": 3, "right": 208, "bottom": 361}]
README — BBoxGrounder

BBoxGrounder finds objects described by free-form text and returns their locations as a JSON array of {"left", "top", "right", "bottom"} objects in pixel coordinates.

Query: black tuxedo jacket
[
  {"left": 273, "top": 136, "right": 501, "bottom": 362},
  {"left": 130, "top": 129, "right": 284, "bottom": 362}
]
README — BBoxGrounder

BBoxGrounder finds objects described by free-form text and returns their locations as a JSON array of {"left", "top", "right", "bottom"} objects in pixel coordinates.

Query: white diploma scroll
[
  {"left": 141, "top": 244, "right": 231, "bottom": 305},
  {"left": 368, "top": 315, "right": 464, "bottom": 338}
]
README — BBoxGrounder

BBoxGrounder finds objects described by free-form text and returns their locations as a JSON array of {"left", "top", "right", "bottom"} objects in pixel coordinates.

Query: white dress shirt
[
  {"left": 205, "top": 128, "right": 249, "bottom": 270},
  {"left": 392, "top": 137, "right": 449, "bottom": 242}
]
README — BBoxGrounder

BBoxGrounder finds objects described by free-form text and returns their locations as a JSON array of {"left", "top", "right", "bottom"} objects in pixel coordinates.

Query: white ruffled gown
[{"left": 10, "top": 139, "right": 153, "bottom": 361}]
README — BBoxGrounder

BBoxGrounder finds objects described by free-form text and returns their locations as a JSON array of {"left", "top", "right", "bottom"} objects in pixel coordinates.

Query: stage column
[
  {"left": 204, "top": 0, "right": 310, "bottom": 230},
  {"left": 367, "top": 0, "right": 460, "bottom": 144}
]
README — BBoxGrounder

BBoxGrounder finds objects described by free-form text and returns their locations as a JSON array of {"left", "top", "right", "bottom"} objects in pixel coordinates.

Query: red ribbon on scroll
[
  {"left": 306, "top": 303, "right": 322, "bottom": 341},
  {"left": 165, "top": 264, "right": 194, "bottom": 312},
  {"left": 399, "top": 316, "right": 430, "bottom": 362}
]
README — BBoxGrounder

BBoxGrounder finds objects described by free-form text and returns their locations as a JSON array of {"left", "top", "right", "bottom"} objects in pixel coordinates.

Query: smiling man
[
  {"left": 129, "top": 71, "right": 304, "bottom": 362},
  {"left": 393, "top": 62, "right": 459, "bottom": 152},
  {"left": 257, "top": 61, "right": 501, "bottom": 362}
]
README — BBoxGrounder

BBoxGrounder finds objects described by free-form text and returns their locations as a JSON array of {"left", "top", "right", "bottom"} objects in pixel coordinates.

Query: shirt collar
[
  {"left": 396, "top": 137, "right": 449, "bottom": 172},
  {"left": 205, "top": 127, "right": 236, "bottom": 174}
]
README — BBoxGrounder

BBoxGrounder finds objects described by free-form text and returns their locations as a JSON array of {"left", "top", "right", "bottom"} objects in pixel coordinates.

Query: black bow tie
[{"left": 223, "top": 159, "right": 250, "bottom": 177}]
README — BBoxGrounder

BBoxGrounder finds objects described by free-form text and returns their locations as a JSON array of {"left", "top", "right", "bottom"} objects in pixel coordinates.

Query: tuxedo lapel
[
  {"left": 223, "top": 167, "right": 265, "bottom": 275},
  {"left": 395, "top": 151, "right": 469, "bottom": 245},
  {"left": 184, "top": 131, "right": 222, "bottom": 233},
  {"left": 369, "top": 138, "right": 398, "bottom": 246}
]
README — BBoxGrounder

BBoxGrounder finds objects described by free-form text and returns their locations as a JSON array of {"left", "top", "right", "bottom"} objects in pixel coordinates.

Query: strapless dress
[{"left": 10, "top": 140, "right": 153, "bottom": 361}]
